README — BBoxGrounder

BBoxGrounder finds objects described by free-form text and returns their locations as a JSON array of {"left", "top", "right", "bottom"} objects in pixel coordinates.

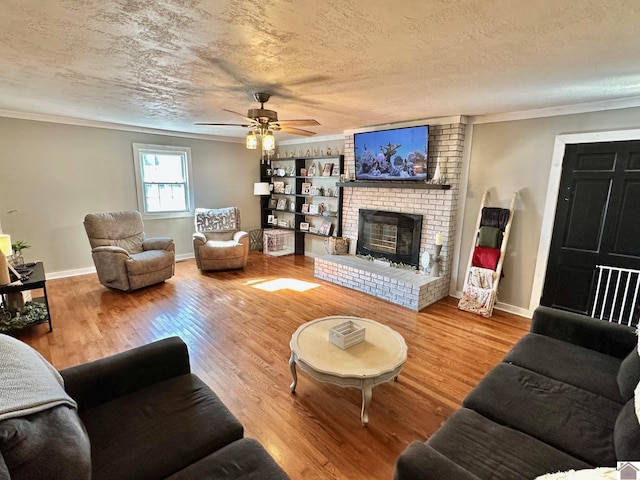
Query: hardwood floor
[{"left": 16, "top": 252, "right": 531, "bottom": 480}]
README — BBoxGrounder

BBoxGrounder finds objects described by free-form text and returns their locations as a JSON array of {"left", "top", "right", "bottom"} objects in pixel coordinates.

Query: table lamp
[{"left": 0, "top": 234, "right": 11, "bottom": 285}]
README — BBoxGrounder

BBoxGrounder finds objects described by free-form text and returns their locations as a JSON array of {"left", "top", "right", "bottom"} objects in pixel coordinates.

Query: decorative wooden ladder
[{"left": 458, "top": 191, "right": 517, "bottom": 317}]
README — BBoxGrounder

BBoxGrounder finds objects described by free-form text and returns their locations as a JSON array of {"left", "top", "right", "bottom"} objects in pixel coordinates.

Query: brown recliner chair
[
  {"left": 83, "top": 210, "right": 175, "bottom": 291},
  {"left": 193, "top": 207, "right": 249, "bottom": 271}
]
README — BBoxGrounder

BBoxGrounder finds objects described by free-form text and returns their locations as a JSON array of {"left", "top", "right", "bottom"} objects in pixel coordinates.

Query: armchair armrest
[
  {"left": 193, "top": 232, "right": 207, "bottom": 246},
  {"left": 531, "top": 306, "right": 636, "bottom": 358},
  {"left": 60, "top": 336, "right": 191, "bottom": 412},
  {"left": 143, "top": 237, "right": 175, "bottom": 251},
  {"left": 394, "top": 442, "right": 481, "bottom": 480},
  {"left": 92, "top": 245, "right": 129, "bottom": 256},
  {"left": 234, "top": 230, "right": 249, "bottom": 244}
]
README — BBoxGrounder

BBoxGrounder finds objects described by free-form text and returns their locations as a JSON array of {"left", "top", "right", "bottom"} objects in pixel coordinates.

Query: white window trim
[{"left": 132, "top": 143, "right": 195, "bottom": 219}]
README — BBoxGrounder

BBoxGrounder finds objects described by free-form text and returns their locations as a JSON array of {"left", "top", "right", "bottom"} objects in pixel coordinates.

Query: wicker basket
[{"left": 324, "top": 237, "right": 350, "bottom": 255}]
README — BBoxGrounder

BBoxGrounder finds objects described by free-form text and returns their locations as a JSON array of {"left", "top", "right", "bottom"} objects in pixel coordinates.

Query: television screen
[{"left": 354, "top": 125, "right": 428, "bottom": 181}]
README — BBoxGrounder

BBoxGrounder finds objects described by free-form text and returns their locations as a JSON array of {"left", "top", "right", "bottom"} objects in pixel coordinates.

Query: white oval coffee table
[{"left": 289, "top": 316, "right": 408, "bottom": 425}]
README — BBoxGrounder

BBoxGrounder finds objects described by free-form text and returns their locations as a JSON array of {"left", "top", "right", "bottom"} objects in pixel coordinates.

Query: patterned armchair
[
  {"left": 83, "top": 210, "right": 175, "bottom": 291},
  {"left": 192, "top": 207, "right": 249, "bottom": 271}
]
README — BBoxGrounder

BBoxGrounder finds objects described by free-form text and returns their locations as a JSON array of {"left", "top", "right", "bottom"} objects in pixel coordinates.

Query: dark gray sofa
[
  {"left": 61, "top": 336, "right": 289, "bottom": 480},
  {"left": 394, "top": 306, "right": 640, "bottom": 480}
]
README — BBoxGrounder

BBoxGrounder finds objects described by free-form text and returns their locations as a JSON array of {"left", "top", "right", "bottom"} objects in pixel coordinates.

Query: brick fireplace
[{"left": 314, "top": 119, "right": 466, "bottom": 310}]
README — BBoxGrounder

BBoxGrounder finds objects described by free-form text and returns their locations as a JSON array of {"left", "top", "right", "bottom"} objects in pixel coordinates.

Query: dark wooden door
[{"left": 541, "top": 140, "right": 640, "bottom": 314}]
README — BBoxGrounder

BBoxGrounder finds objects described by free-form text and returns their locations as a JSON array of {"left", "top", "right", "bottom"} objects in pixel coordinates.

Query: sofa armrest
[
  {"left": 60, "top": 336, "right": 191, "bottom": 412},
  {"left": 531, "top": 306, "right": 636, "bottom": 358},
  {"left": 394, "top": 441, "right": 482, "bottom": 480},
  {"left": 143, "top": 237, "right": 175, "bottom": 251},
  {"left": 193, "top": 232, "right": 206, "bottom": 246}
]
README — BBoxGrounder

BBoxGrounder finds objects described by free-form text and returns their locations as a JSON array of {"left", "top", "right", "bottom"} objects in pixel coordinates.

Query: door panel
[{"left": 541, "top": 140, "right": 640, "bottom": 315}]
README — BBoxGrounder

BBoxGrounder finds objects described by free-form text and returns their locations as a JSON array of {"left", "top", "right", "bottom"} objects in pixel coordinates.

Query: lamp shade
[
  {"left": 253, "top": 182, "right": 271, "bottom": 196},
  {"left": 246, "top": 131, "right": 258, "bottom": 149},
  {"left": 0, "top": 234, "right": 11, "bottom": 255},
  {"left": 262, "top": 131, "right": 275, "bottom": 152}
]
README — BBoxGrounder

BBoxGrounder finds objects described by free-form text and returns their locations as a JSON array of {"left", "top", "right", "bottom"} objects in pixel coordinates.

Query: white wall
[
  {"left": 456, "top": 106, "right": 640, "bottom": 315},
  {"left": 0, "top": 117, "right": 258, "bottom": 275}
]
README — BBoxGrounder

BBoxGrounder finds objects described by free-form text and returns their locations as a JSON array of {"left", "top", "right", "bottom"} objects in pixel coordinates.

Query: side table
[{"left": 0, "top": 262, "right": 52, "bottom": 332}]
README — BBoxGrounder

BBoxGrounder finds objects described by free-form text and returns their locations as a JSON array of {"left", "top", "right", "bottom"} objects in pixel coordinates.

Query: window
[{"left": 132, "top": 143, "right": 194, "bottom": 218}]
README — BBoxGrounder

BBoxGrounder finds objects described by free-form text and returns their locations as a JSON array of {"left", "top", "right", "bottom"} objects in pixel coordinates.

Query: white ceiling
[{"left": 2, "top": 0, "right": 640, "bottom": 141}]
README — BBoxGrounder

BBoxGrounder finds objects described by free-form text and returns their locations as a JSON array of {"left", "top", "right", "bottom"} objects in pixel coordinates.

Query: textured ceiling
[{"left": 1, "top": 0, "right": 640, "bottom": 140}]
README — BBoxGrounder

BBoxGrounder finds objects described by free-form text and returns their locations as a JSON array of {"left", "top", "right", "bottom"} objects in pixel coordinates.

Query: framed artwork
[
  {"left": 273, "top": 181, "right": 284, "bottom": 193},
  {"left": 320, "top": 221, "right": 333, "bottom": 236},
  {"left": 289, "top": 202, "right": 296, "bottom": 212},
  {"left": 309, "top": 204, "right": 320, "bottom": 215},
  {"left": 300, "top": 222, "right": 310, "bottom": 231},
  {"left": 332, "top": 164, "right": 340, "bottom": 176},
  {"left": 301, "top": 183, "right": 312, "bottom": 195},
  {"left": 308, "top": 226, "right": 319, "bottom": 234},
  {"left": 301, "top": 203, "right": 309, "bottom": 213},
  {"left": 300, "top": 168, "right": 307, "bottom": 177},
  {"left": 267, "top": 214, "right": 275, "bottom": 224},
  {"left": 307, "top": 163, "right": 317, "bottom": 176},
  {"left": 278, "top": 220, "right": 289, "bottom": 228},
  {"left": 309, "top": 186, "right": 317, "bottom": 196},
  {"left": 276, "top": 198, "right": 287, "bottom": 210},
  {"left": 284, "top": 184, "right": 292, "bottom": 194},
  {"left": 322, "top": 163, "right": 333, "bottom": 176},
  {"left": 268, "top": 198, "right": 277, "bottom": 209}
]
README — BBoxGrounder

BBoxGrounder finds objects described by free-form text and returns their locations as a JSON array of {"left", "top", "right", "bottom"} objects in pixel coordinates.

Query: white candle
[{"left": 435, "top": 232, "right": 443, "bottom": 246}]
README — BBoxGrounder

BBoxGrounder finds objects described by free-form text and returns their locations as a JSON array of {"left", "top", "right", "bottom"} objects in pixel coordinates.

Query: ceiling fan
[{"left": 195, "top": 92, "right": 320, "bottom": 137}]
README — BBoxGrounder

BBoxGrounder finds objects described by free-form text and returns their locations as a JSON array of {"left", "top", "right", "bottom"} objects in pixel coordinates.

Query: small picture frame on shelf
[
  {"left": 273, "top": 181, "right": 284, "bottom": 193},
  {"left": 331, "top": 164, "right": 340, "bottom": 176},
  {"left": 322, "top": 163, "right": 333, "bottom": 176},
  {"left": 309, "top": 204, "right": 320, "bottom": 215},
  {"left": 289, "top": 202, "right": 296, "bottom": 212},
  {"left": 301, "top": 183, "right": 312, "bottom": 195},
  {"left": 278, "top": 220, "right": 289, "bottom": 228},
  {"left": 307, "top": 163, "right": 317, "bottom": 176},
  {"left": 268, "top": 198, "right": 277, "bottom": 209},
  {"left": 267, "top": 214, "right": 275, "bottom": 224},
  {"left": 308, "top": 226, "right": 319, "bottom": 234},
  {"left": 300, "top": 168, "right": 307, "bottom": 177},
  {"left": 320, "top": 221, "right": 333, "bottom": 236},
  {"left": 284, "top": 184, "right": 292, "bottom": 194},
  {"left": 301, "top": 203, "right": 309, "bottom": 213},
  {"left": 276, "top": 198, "right": 287, "bottom": 210},
  {"left": 309, "top": 186, "right": 317, "bottom": 196},
  {"left": 300, "top": 222, "right": 310, "bottom": 231}
]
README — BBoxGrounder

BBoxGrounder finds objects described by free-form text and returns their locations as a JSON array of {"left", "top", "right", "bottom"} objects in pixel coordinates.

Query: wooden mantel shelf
[{"left": 336, "top": 181, "right": 450, "bottom": 190}]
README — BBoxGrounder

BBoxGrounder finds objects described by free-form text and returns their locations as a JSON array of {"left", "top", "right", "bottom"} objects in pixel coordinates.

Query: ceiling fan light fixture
[
  {"left": 262, "top": 130, "right": 275, "bottom": 152},
  {"left": 246, "top": 130, "right": 258, "bottom": 149}
]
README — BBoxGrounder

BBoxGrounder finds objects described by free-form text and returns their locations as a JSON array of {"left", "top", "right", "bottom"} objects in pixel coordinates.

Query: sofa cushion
[
  {"left": 426, "top": 408, "right": 592, "bottom": 480},
  {"left": 614, "top": 398, "right": 640, "bottom": 461},
  {"left": 166, "top": 438, "right": 290, "bottom": 480},
  {"left": 617, "top": 347, "right": 640, "bottom": 401},
  {"left": 127, "top": 250, "right": 174, "bottom": 275},
  {"left": 503, "top": 333, "right": 624, "bottom": 403},
  {"left": 463, "top": 363, "right": 621, "bottom": 466},
  {"left": 80, "top": 373, "right": 243, "bottom": 480}
]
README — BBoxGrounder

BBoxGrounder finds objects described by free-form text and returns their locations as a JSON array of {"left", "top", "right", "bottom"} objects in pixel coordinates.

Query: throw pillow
[{"left": 534, "top": 467, "right": 616, "bottom": 479}]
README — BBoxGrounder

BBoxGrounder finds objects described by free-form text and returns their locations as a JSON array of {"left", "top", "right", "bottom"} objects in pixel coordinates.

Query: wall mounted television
[{"left": 354, "top": 125, "right": 428, "bottom": 181}]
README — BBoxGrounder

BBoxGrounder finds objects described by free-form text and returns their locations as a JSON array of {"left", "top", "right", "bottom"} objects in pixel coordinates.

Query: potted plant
[{"left": 10, "top": 240, "right": 30, "bottom": 267}]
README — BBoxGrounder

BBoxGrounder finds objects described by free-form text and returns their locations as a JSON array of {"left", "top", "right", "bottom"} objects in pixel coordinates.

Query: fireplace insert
[{"left": 356, "top": 209, "right": 422, "bottom": 267}]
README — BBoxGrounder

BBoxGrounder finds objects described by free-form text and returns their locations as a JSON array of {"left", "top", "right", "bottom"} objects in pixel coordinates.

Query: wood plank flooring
[{"left": 15, "top": 253, "right": 530, "bottom": 480}]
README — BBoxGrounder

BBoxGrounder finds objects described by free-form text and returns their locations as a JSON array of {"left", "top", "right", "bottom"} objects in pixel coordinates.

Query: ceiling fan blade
[
  {"left": 278, "top": 126, "right": 317, "bottom": 137},
  {"left": 194, "top": 122, "right": 253, "bottom": 127},
  {"left": 275, "top": 119, "right": 320, "bottom": 127},
  {"left": 223, "top": 108, "right": 259, "bottom": 124}
]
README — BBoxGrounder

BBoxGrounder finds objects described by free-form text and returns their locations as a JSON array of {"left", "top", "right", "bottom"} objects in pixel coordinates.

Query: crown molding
[{"left": 0, "top": 109, "right": 243, "bottom": 143}]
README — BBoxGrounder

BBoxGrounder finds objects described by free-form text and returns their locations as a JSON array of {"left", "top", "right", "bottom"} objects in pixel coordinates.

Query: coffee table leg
[
  {"left": 289, "top": 352, "right": 298, "bottom": 394},
  {"left": 361, "top": 380, "right": 373, "bottom": 426}
]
